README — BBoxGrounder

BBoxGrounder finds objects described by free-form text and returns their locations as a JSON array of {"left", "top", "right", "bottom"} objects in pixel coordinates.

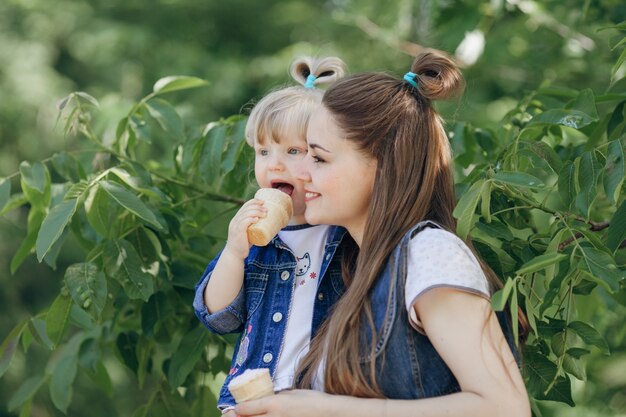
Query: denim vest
[
  {"left": 361, "top": 221, "right": 519, "bottom": 399},
  {"left": 193, "top": 225, "right": 347, "bottom": 408}
]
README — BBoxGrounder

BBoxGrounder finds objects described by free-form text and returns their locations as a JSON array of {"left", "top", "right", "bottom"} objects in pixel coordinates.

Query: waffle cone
[{"left": 247, "top": 188, "right": 293, "bottom": 246}]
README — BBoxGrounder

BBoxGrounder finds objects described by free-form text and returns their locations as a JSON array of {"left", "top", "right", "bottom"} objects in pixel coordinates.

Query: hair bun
[
  {"left": 290, "top": 56, "right": 347, "bottom": 88},
  {"left": 410, "top": 49, "right": 464, "bottom": 100}
]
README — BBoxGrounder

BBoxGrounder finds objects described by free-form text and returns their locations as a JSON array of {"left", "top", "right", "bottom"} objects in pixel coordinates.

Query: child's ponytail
[{"left": 290, "top": 57, "right": 347, "bottom": 89}]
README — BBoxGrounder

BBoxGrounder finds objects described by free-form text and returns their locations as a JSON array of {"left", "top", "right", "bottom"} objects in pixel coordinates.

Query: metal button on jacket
[
  {"left": 280, "top": 271, "right": 290, "bottom": 281},
  {"left": 272, "top": 312, "right": 283, "bottom": 322},
  {"left": 263, "top": 353, "right": 273, "bottom": 363}
]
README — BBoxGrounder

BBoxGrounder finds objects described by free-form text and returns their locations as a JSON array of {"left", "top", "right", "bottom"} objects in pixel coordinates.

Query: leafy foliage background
[{"left": 0, "top": 1, "right": 625, "bottom": 416}]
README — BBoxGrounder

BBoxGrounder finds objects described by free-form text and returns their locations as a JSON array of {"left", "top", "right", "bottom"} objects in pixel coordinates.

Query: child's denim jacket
[
  {"left": 361, "top": 220, "right": 520, "bottom": 399},
  {"left": 193, "top": 225, "right": 348, "bottom": 409}
]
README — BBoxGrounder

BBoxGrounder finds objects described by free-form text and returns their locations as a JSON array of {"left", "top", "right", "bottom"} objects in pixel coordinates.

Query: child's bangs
[{"left": 255, "top": 100, "right": 312, "bottom": 145}]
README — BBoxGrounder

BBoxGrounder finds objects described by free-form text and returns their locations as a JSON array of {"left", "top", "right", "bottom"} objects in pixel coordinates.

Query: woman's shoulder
[{"left": 410, "top": 224, "right": 468, "bottom": 252}]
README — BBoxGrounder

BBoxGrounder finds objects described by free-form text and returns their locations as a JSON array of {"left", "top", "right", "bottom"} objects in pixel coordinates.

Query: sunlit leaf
[
  {"left": 453, "top": 179, "right": 484, "bottom": 240},
  {"left": 517, "top": 253, "right": 567, "bottom": 275},
  {"left": 100, "top": 180, "right": 162, "bottom": 230},
  {"left": 491, "top": 277, "right": 515, "bottom": 311},
  {"left": 493, "top": 171, "right": 545, "bottom": 189},
  {"left": 153, "top": 76, "right": 209, "bottom": 95},
  {"left": 103, "top": 240, "right": 154, "bottom": 301},
  {"left": 36, "top": 199, "right": 78, "bottom": 262},
  {"left": 530, "top": 109, "right": 595, "bottom": 129}
]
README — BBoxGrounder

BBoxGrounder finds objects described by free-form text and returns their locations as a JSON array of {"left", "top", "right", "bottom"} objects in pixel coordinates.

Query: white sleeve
[{"left": 405, "top": 227, "right": 490, "bottom": 332}]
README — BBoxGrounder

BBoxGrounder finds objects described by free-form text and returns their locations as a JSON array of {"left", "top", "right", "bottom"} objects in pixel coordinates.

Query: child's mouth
[{"left": 272, "top": 182, "right": 294, "bottom": 196}]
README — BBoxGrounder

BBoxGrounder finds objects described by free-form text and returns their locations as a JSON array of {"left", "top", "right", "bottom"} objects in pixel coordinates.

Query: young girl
[
  {"left": 193, "top": 56, "right": 348, "bottom": 414},
  {"left": 234, "top": 50, "right": 530, "bottom": 417}
]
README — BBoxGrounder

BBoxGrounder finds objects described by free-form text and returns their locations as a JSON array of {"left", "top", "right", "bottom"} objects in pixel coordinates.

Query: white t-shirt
[
  {"left": 273, "top": 224, "right": 331, "bottom": 391},
  {"left": 312, "top": 226, "right": 490, "bottom": 391},
  {"left": 405, "top": 227, "right": 490, "bottom": 332}
]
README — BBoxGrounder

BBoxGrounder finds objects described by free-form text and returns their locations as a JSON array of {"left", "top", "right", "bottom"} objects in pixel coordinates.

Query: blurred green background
[{"left": 1, "top": 0, "right": 625, "bottom": 416}]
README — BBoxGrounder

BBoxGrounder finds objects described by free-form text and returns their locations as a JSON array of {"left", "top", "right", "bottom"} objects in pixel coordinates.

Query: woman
[{"left": 235, "top": 49, "right": 530, "bottom": 417}]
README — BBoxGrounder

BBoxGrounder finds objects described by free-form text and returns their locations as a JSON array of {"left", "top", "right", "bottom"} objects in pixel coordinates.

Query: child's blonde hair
[{"left": 245, "top": 56, "right": 347, "bottom": 146}]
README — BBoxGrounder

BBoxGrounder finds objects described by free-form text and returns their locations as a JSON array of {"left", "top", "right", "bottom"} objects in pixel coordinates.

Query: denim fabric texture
[
  {"left": 193, "top": 225, "right": 348, "bottom": 409},
  {"left": 361, "top": 220, "right": 520, "bottom": 399}
]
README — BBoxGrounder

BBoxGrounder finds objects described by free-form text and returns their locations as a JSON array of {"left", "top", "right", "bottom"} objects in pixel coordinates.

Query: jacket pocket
[{"left": 245, "top": 272, "right": 269, "bottom": 317}]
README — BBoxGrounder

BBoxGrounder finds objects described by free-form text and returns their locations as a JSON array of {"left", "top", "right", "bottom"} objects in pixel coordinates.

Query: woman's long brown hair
[{"left": 296, "top": 49, "right": 526, "bottom": 396}]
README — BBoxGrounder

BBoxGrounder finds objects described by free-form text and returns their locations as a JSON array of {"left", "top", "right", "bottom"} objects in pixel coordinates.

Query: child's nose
[{"left": 268, "top": 155, "right": 284, "bottom": 171}]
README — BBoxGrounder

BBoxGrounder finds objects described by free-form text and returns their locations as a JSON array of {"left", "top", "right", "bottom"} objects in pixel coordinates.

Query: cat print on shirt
[{"left": 296, "top": 253, "right": 311, "bottom": 276}]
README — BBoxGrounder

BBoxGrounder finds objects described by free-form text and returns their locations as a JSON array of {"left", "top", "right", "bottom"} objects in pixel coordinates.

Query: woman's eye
[{"left": 312, "top": 155, "right": 325, "bottom": 163}]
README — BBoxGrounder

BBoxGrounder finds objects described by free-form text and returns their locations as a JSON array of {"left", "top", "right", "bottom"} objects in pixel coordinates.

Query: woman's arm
[{"left": 235, "top": 288, "right": 530, "bottom": 417}]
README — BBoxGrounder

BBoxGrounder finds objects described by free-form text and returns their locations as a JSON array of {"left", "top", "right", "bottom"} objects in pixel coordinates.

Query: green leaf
[
  {"left": 480, "top": 180, "right": 492, "bottom": 223},
  {"left": 491, "top": 277, "right": 515, "bottom": 311},
  {"left": 574, "top": 152, "right": 601, "bottom": 218},
  {"left": 0, "top": 320, "right": 27, "bottom": 378},
  {"left": 151, "top": 385, "right": 192, "bottom": 417},
  {"left": 611, "top": 47, "right": 626, "bottom": 82},
  {"left": 191, "top": 385, "right": 218, "bottom": 417},
  {"left": 568, "top": 321, "right": 610, "bottom": 354},
  {"left": 603, "top": 140, "right": 625, "bottom": 204},
  {"left": 100, "top": 180, "right": 162, "bottom": 230},
  {"left": 64, "top": 263, "right": 107, "bottom": 320},
  {"left": 36, "top": 199, "right": 78, "bottom": 262},
  {"left": 49, "top": 351, "right": 78, "bottom": 413},
  {"left": 103, "top": 240, "right": 154, "bottom": 301},
  {"left": 517, "top": 253, "right": 567, "bottom": 275},
  {"left": 198, "top": 123, "right": 228, "bottom": 185},
  {"left": 8, "top": 375, "right": 45, "bottom": 411},
  {"left": 27, "top": 317, "right": 54, "bottom": 350},
  {"left": 453, "top": 179, "right": 484, "bottom": 240},
  {"left": 562, "top": 354, "right": 586, "bottom": 380},
  {"left": 579, "top": 246, "right": 623, "bottom": 292},
  {"left": 530, "top": 109, "right": 595, "bottom": 129},
  {"left": 46, "top": 291, "right": 73, "bottom": 348},
  {"left": 145, "top": 98, "right": 184, "bottom": 141},
  {"left": 0, "top": 177, "right": 10, "bottom": 212},
  {"left": 142, "top": 292, "right": 174, "bottom": 336},
  {"left": 0, "top": 192, "right": 28, "bottom": 216},
  {"left": 19, "top": 161, "right": 51, "bottom": 208},
  {"left": 567, "top": 88, "right": 599, "bottom": 121},
  {"left": 116, "top": 332, "right": 139, "bottom": 373},
  {"left": 85, "top": 184, "right": 120, "bottom": 238},
  {"left": 89, "top": 361, "right": 113, "bottom": 396},
  {"left": 75, "top": 91, "right": 100, "bottom": 107},
  {"left": 475, "top": 218, "right": 514, "bottom": 241},
  {"left": 608, "top": 199, "right": 626, "bottom": 252},
  {"left": 558, "top": 161, "right": 577, "bottom": 208},
  {"left": 153, "top": 76, "right": 209, "bottom": 95},
  {"left": 51, "top": 151, "right": 85, "bottom": 182},
  {"left": 527, "top": 141, "right": 563, "bottom": 173},
  {"left": 493, "top": 171, "right": 545, "bottom": 189},
  {"left": 168, "top": 325, "right": 209, "bottom": 388},
  {"left": 11, "top": 209, "right": 45, "bottom": 274},
  {"left": 524, "top": 351, "right": 574, "bottom": 406}
]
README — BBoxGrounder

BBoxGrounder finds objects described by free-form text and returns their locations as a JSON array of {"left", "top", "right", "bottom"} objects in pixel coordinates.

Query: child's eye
[
  {"left": 288, "top": 148, "right": 303, "bottom": 155},
  {"left": 257, "top": 149, "right": 269, "bottom": 156}
]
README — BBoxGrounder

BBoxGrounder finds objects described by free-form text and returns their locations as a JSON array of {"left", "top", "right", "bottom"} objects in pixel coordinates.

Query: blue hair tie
[
  {"left": 304, "top": 74, "right": 317, "bottom": 89},
  {"left": 403, "top": 72, "right": 419, "bottom": 89}
]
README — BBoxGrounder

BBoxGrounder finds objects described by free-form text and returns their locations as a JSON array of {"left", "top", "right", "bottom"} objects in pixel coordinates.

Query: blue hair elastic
[
  {"left": 304, "top": 74, "right": 317, "bottom": 89},
  {"left": 403, "top": 72, "right": 419, "bottom": 89}
]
